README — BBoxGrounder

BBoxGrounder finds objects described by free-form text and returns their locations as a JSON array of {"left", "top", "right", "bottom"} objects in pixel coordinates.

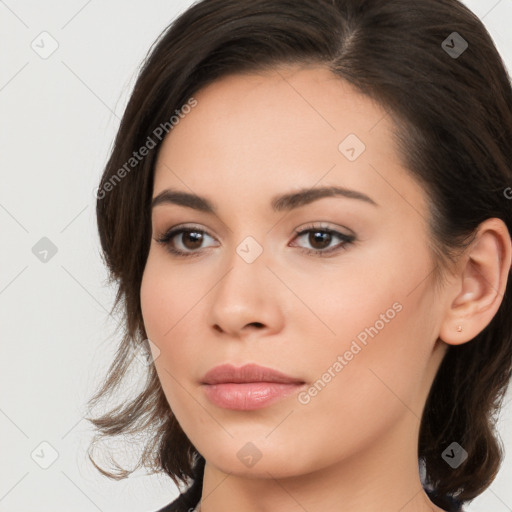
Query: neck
[{"left": 197, "top": 410, "right": 447, "bottom": 512}]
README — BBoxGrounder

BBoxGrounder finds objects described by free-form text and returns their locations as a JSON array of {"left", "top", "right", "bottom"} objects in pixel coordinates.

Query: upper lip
[{"left": 201, "top": 363, "right": 305, "bottom": 385}]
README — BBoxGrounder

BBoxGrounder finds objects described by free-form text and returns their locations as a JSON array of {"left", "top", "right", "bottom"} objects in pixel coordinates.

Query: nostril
[{"left": 249, "top": 322, "right": 265, "bottom": 328}]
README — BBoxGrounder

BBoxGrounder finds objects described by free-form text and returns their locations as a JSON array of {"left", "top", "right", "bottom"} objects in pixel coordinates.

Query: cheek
[
  {"left": 140, "top": 257, "right": 194, "bottom": 414},
  {"left": 140, "top": 251, "right": 207, "bottom": 383},
  {"left": 140, "top": 252, "right": 201, "bottom": 342},
  {"left": 140, "top": 255, "right": 190, "bottom": 388},
  {"left": 140, "top": 263, "right": 168, "bottom": 338},
  {"left": 299, "top": 237, "right": 436, "bottom": 414},
  {"left": 289, "top": 291, "right": 434, "bottom": 470}
]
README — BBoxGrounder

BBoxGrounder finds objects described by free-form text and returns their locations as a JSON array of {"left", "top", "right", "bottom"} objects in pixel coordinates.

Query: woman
[{"left": 88, "top": 1, "right": 512, "bottom": 511}]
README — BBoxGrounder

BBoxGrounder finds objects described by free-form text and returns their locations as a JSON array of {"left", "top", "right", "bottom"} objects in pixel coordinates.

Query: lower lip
[{"left": 202, "top": 382, "right": 304, "bottom": 410}]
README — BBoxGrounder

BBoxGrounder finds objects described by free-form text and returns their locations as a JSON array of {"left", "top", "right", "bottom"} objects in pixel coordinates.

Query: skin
[{"left": 140, "top": 64, "right": 512, "bottom": 512}]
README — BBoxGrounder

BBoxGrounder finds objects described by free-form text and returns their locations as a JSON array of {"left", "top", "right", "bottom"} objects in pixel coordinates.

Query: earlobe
[{"left": 439, "top": 218, "right": 512, "bottom": 346}]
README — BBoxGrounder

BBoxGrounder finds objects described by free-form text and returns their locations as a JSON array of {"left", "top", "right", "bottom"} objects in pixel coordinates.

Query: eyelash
[{"left": 155, "top": 223, "right": 356, "bottom": 258}]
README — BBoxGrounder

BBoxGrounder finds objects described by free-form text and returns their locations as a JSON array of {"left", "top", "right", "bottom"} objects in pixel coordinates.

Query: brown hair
[{"left": 88, "top": 0, "right": 512, "bottom": 510}]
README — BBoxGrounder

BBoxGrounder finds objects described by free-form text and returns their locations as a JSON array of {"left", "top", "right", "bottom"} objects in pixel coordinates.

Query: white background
[{"left": 1, "top": 1, "right": 511, "bottom": 511}]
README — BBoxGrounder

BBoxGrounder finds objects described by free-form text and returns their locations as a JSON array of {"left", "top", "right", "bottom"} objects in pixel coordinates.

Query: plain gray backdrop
[{"left": 1, "top": 1, "right": 511, "bottom": 511}]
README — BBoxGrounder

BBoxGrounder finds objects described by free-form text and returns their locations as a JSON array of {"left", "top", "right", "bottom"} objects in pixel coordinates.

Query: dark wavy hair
[{"left": 88, "top": 0, "right": 512, "bottom": 511}]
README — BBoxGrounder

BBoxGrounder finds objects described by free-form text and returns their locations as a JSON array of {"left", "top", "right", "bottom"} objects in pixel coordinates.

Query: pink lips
[{"left": 200, "top": 363, "right": 305, "bottom": 410}]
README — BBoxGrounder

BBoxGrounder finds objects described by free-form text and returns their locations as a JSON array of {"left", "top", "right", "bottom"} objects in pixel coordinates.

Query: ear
[{"left": 439, "top": 218, "right": 512, "bottom": 346}]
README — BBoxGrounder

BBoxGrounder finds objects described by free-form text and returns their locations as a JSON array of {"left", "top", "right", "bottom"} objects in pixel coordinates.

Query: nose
[{"left": 207, "top": 246, "right": 285, "bottom": 339}]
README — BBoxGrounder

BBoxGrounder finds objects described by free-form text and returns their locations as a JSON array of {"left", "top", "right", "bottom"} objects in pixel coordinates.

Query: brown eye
[
  {"left": 291, "top": 226, "right": 356, "bottom": 257},
  {"left": 155, "top": 226, "right": 218, "bottom": 257},
  {"left": 180, "top": 231, "right": 204, "bottom": 250},
  {"left": 308, "top": 230, "right": 332, "bottom": 250}
]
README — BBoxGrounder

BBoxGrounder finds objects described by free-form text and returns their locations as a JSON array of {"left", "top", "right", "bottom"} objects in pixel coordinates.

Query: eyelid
[
  {"left": 155, "top": 223, "right": 219, "bottom": 245},
  {"left": 290, "top": 223, "right": 356, "bottom": 256},
  {"left": 292, "top": 221, "right": 354, "bottom": 237}
]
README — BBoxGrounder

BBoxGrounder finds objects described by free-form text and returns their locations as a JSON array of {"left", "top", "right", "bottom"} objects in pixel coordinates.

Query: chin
[{"left": 198, "top": 439, "right": 311, "bottom": 479}]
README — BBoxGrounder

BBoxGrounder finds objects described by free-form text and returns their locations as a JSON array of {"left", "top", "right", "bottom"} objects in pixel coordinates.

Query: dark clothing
[
  {"left": 425, "top": 488, "right": 465, "bottom": 511},
  {"left": 155, "top": 456, "right": 465, "bottom": 511},
  {"left": 155, "top": 486, "right": 464, "bottom": 511}
]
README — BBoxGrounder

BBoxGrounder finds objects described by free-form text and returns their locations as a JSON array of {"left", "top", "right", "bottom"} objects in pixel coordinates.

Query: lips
[
  {"left": 200, "top": 363, "right": 306, "bottom": 410},
  {"left": 200, "top": 363, "right": 305, "bottom": 385}
]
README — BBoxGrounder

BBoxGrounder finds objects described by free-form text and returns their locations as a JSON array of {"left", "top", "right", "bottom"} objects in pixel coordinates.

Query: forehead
[
  {"left": 152, "top": 65, "right": 427, "bottom": 222},
  {"left": 156, "top": 64, "right": 389, "bottom": 165}
]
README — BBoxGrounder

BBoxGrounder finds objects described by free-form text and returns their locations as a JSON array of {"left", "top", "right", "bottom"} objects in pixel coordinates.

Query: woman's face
[{"left": 140, "top": 65, "right": 450, "bottom": 480}]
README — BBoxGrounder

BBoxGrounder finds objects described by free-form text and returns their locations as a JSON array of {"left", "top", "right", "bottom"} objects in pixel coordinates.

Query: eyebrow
[{"left": 151, "top": 185, "right": 378, "bottom": 213}]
